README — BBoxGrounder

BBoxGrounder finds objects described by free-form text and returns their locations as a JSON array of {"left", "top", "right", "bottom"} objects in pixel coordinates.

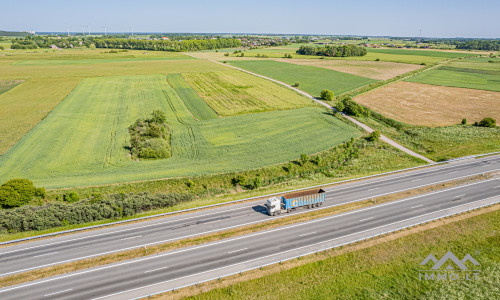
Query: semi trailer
[{"left": 265, "top": 188, "right": 326, "bottom": 216}]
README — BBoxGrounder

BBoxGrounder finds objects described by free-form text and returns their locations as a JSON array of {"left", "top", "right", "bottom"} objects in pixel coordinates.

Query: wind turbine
[
  {"left": 82, "top": 26, "right": 85, "bottom": 36},
  {"left": 103, "top": 26, "right": 107, "bottom": 36},
  {"left": 66, "top": 25, "right": 70, "bottom": 37},
  {"left": 88, "top": 24, "right": 91, "bottom": 36}
]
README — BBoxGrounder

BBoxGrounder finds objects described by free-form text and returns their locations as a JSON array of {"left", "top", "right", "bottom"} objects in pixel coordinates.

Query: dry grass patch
[
  {"left": 277, "top": 59, "right": 423, "bottom": 80},
  {"left": 355, "top": 81, "right": 500, "bottom": 127}
]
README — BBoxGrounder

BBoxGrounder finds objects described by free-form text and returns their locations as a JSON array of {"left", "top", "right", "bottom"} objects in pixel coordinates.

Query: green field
[
  {"left": 229, "top": 60, "right": 377, "bottom": 97},
  {"left": 367, "top": 48, "right": 475, "bottom": 58},
  {"left": 167, "top": 73, "right": 218, "bottom": 120},
  {"left": 406, "top": 59, "right": 500, "bottom": 92},
  {"left": 192, "top": 209, "right": 499, "bottom": 299},
  {"left": 183, "top": 71, "right": 313, "bottom": 116},
  {"left": 0, "top": 74, "right": 361, "bottom": 188}
]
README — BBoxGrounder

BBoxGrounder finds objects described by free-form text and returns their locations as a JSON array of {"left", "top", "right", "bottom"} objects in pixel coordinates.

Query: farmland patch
[{"left": 0, "top": 80, "right": 23, "bottom": 95}]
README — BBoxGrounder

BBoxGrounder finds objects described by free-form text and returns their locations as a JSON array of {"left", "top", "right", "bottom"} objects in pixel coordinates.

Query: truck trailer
[{"left": 265, "top": 188, "right": 326, "bottom": 216}]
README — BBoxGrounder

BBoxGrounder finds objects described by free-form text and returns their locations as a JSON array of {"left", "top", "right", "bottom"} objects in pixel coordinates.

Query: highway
[
  {"left": 0, "top": 178, "right": 498, "bottom": 299},
  {"left": 0, "top": 155, "right": 499, "bottom": 277}
]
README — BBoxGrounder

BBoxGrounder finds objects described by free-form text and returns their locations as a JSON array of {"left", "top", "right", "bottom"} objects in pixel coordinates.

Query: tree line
[
  {"left": 454, "top": 40, "right": 499, "bottom": 51},
  {"left": 94, "top": 37, "right": 241, "bottom": 51},
  {"left": 296, "top": 44, "right": 367, "bottom": 57}
]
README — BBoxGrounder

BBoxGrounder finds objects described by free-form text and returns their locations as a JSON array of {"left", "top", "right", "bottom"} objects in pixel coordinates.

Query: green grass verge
[
  {"left": 167, "top": 73, "right": 218, "bottom": 120},
  {"left": 0, "top": 74, "right": 361, "bottom": 188},
  {"left": 406, "top": 65, "right": 500, "bottom": 92},
  {"left": 190, "top": 208, "right": 499, "bottom": 299},
  {"left": 182, "top": 71, "right": 314, "bottom": 116},
  {"left": 229, "top": 60, "right": 377, "bottom": 98}
]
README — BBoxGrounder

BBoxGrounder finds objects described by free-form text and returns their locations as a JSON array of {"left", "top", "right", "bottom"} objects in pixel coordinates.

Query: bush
[
  {"left": 129, "top": 110, "right": 171, "bottom": 159},
  {"left": 299, "top": 153, "right": 308, "bottom": 166},
  {"left": 224, "top": 53, "right": 229, "bottom": 56},
  {"left": 476, "top": 117, "right": 496, "bottom": 128},
  {"left": 63, "top": 191, "right": 80, "bottom": 203},
  {"left": 186, "top": 179, "right": 194, "bottom": 188},
  {"left": 292, "top": 82, "right": 300, "bottom": 87},
  {"left": 231, "top": 175, "right": 246, "bottom": 186},
  {"left": 335, "top": 99, "right": 345, "bottom": 112},
  {"left": 366, "top": 131, "right": 381, "bottom": 142},
  {"left": 0, "top": 178, "right": 38, "bottom": 208},
  {"left": 320, "top": 89, "right": 335, "bottom": 101},
  {"left": 461, "top": 118, "right": 467, "bottom": 125}
]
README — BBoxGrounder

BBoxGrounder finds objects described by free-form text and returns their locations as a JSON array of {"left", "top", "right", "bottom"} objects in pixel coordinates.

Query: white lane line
[
  {"left": 455, "top": 194, "right": 466, "bottom": 198},
  {"left": 33, "top": 251, "right": 58, "bottom": 258},
  {"left": 359, "top": 217, "right": 374, "bottom": 222},
  {"left": 448, "top": 171, "right": 458, "bottom": 174},
  {"left": 44, "top": 289, "right": 72, "bottom": 297},
  {"left": 495, "top": 186, "right": 500, "bottom": 189},
  {"left": 411, "top": 179, "right": 422, "bottom": 182},
  {"left": 411, "top": 205, "right": 423, "bottom": 209},
  {"left": 482, "top": 164, "right": 491, "bottom": 167},
  {"left": 144, "top": 266, "right": 169, "bottom": 274},
  {"left": 227, "top": 248, "right": 247, "bottom": 254},
  {"left": 299, "top": 232, "right": 316, "bottom": 237},
  {"left": 368, "top": 187, "right": 379, "bottom": 191},
  {"left": 120, "top": 235, "right": 142, "bottom": 241}
]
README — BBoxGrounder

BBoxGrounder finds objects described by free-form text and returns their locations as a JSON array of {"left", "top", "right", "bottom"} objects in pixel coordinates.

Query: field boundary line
[
  {"left": 1, "top": 150, "right": 498, "bottom": 246},
  {"left": 185, "top": 53, "right": 434, "bottom": 163}
]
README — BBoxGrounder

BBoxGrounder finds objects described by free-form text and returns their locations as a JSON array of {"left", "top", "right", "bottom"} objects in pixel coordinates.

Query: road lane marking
[
  {"left": 448, "top": 171, "right": 458, "bottom": 174},
  {"left": 299, "top": 232, "right": 316, "bottom": 237},
  {"left": 44, "top": 289, "right": 72, "bottom": 297},
  {"left": 33, "top": 252, "right": 58, "bottom": 258},
  {"left": 368, "top": 187, "right": 379, "bottom": 191},
  {"left": 228, "top": 248, "right": 247, "bottom": 254},
  {"left": 411, "top": 179, "right": 422, "bottom": 182},
  {"left": 359, "top": 217, "right": 374, "bottom": 222},
  {"left": 120, "top": 235, "right": 142, "bottom": 241},
  {"left": 411, "top": 205, "right": 423, "bottom": 209},
  {"left": 455, "top": 194, "right": 466, "bottom": 198},
  {"left": 144, "top": 266, "right": 169, "bottom": 274},
  {"left": 2, "top": 195, "right": 497, "bottom": 297}
]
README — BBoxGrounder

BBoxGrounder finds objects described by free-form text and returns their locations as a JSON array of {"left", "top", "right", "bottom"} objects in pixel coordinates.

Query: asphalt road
[
  {"left": 0, "top": 155, "right": 499, "bottom": 277},
  {"left": 0, "top": 178, "right": 498, "bottom": 300}
]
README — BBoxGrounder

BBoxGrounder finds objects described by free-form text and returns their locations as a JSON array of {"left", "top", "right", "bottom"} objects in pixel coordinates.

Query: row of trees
[
  {"left": 296, "top": 45, "right": 367, "bottom": 57},
  {"left": 0, "top": 192, "right": 193, "bottom": 233},
  {"left": 454, "top": 40, "right": 499, "bottom": 51},
  {"left": 94, "top": 37, "right": 241, "bottom": 51}
]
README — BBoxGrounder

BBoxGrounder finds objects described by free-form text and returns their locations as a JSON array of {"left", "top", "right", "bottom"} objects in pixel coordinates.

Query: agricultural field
[
  {"left": 0, "top": 74, "right": 361, "bottom": 188},
  {"left": 0, "top": 79, "right": 23, "bottom": 95},
  {"left": 183, "top": 71, "right": 314, "bottom": 116},
  {"left": 167, "top": 73, "right": 218, "bottom": 120},
  {"left": 354, "top": 82, "right": 500, "bottom": 126},
  {"left": 276, "top": 59, "right": 423, "bottom": 80},
  {"left": 406, "top": 58, "right": 500, "bottom": 92},
  {"left": 229, "top": 60, "right": 377, "bottom": 97}
]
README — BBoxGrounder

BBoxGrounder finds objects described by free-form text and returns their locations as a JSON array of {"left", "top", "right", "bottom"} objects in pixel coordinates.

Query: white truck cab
[{"left": 265, "top": 197, "right": 282, "bottom": 216}]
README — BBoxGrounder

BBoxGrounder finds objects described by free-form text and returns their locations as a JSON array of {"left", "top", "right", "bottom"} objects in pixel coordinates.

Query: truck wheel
[{"left": 319, "top": 202, "right": 323, "bottom": 206}]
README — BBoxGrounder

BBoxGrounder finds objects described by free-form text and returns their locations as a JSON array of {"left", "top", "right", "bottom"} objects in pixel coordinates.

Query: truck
[{"left": 265, "top": 188, "right": 326, "bottom": 216}]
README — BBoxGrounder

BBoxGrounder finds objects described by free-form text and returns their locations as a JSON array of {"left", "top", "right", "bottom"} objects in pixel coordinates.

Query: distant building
[{"left": 49, "top": 44, "right": 60, "bottom": 50}]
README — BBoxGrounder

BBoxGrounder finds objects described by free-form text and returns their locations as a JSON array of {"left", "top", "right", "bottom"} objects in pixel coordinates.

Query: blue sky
[{"left": 2, "top": 0, "right": 498, "bottom": 38}]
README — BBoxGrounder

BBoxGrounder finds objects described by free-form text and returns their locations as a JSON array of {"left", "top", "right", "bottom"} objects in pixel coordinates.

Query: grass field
[
  {"left": 357, "top": 115, "right": 500, "bottom": 161},
  {"left": 0, "top": 77, "right": 80, "bottom": 155},
  {"left": 406, "top": 65, "right": 500, "bottom": 92},
  {"left": 183, "top": 71, "right": 313, "bottom": 116},
  {"left": 167, "top": 73, "right": 218, "bottom": 120},
  {"left": 355, "top": 82, "right": 500, "bottom": 126},
  {"left": 0, "top": 79, "right": 23, "bottom": 95},
  {"left": 277, "top": 59, "right": 423, "bottom": 80},
  {"left": 229, "top": 60, "right": 377, "bottom": 97},
  {"left": 0, "top": 74, "right": 361, "bottom": 188},
  {"left": 191, "top": 208, "right": 499, "bottom": 299}
]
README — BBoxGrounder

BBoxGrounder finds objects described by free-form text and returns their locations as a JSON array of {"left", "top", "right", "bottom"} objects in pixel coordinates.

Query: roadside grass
[
  {"left": 356, "top": 114, "right": 500, "bottom": 161},
  {"left": 0, "top": 79, "right": 23, "bottom": 95},
  {"left": 181, "top": 206, "right": 499, "bottom": 300},
  {"left": 167, "top": 73, "right": 218, "bottom": 120},
  {"left": 182, "top": 71, "right": 313, "bottom": 116},
  {"left": 406, "top": 65, "right": 500, "bottom": 92},
  {"left": 0, "top": 140, "right": 422, "bottom": 242},
  {"left": 354, "top": 81, "right": 500, "bottom": 127},
  {"left": 0, "top": 77, "right": 80, "bottom": 154},
  {"left": 0, "top": 174, "right": 489, "bottom": 288},
  {"left": 0, "top": 73, "right": 361, "bottom": 188},
  {"left": 228, "top": 60, "right": 377, "bottom": 98}
]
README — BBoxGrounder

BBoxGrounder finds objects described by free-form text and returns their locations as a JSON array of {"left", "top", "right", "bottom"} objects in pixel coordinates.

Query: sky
[{"left": 2, "top": 0, "right": 499, "bottom": 38}]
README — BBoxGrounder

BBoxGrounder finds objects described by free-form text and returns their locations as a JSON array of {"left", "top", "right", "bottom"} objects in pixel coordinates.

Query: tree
[
  {"left": 0, "top": 178, "right": 37, "bottom": 208},
  {"left": 150, "top": 110, "right": 166, "bottom": 124},
  {"left": 320, "top": 89, "right": 334, "bottom": 101},
  {"left": 300, "top": 153, "right": 308, "bottom": 166},
  {"left": 63, "top": 191, "right": 80, "bottom": 203},
  {"left": 461, "top": 118, "right": 467, "bottom": 125},
  {"left": 366, "top": 131, "right": 381, "bottom": 142},
  {"left": 335, "top": 99, "right": 345, "bottom": 112},
  {"left": 477, "top": 117, "right": 496, "bottom": 128}
]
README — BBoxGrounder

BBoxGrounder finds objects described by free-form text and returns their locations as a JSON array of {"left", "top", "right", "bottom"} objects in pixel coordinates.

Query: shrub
[
  {"left": 231, "top": 175, "right": 246, "bottom": 186},
  {"left": 129, "top": 110, "right": 171, "bottom": 159},
  {"left": 0, "top": 178, "right": 37, "bottom": 208},
  {"left": 292, "top": 82, "right": 300, "bottom": 87},
  {"left": 375, "top": 58, "right": 380, "bottom": 61},
  {"left": 186, "top": 179, "right": 194, "bottom": 188},
  {"left": 335, "top": 99, "right": 345, "bottom": 112},
  {"left": 320, "top": 89, "right": 335, "bottom": 101},
  {"left": 35, "top": 187, "right": 46, "bottom": 198},
  {"left": 366, "top": 131, "right": 381, "bottom": 142},
  {"left": 461, "top": 118, "right": 467, "bottom": 125},
  {"left": 299, "top": 153, "right": 308, "bottom": 166},
  {"left": 224, "top": 53, "right": 229, "bottom": 56},
  {"left": 63, "top": 191, "right": 80, "bottom": 203},
  {"left": 477, "top": 117, "right": 496, "bottom": 128}
]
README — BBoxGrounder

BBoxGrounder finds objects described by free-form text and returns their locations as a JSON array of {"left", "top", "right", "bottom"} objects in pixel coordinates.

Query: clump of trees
[
  {"left": 474, "top": 117, "right": 496, "bottom": 128},
  {"left": 0, "top": 178, "right": 45, "bottom": 208},
  {"left": 129, "top": 110, "right": 171, "bottom": 159},
  {"left": 336, "top": 97, "right": 369, "bottom": 117},
  {"left": 320, "top": 89, "right": 334, "bottom": 101},
  {"left": 454, "top": 40, "right": 499, "bottom": 51},
  {"left": 366, "top": 131, "right": 381, "bottom": 142},
  {"left": 94, "top": 38, "right": 241, "bottom": 52},
  {"left": 296, "top": 45, "right": 367, "bottom": 57},
  {"left": 0, "top": 192, "right": 193, "bottom": 233}
]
